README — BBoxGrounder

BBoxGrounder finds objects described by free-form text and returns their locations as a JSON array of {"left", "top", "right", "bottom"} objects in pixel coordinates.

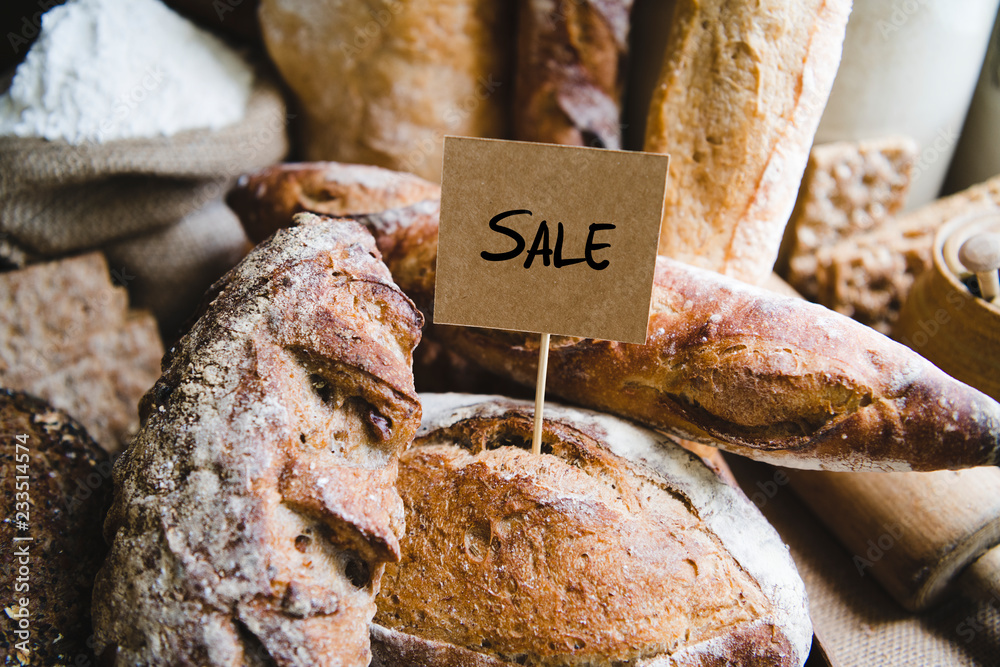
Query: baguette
[
  {"left": 433, "top": 257, "right": 1000, "bottom": 472},
  {"left": 92, "top": 217, "right": 422, "bottom": 665},
  {"left": 227, "top": 162, "right": 1000, "bottom": 471},
  {"left": 644, "top": 0, "right": 852, "bottom": 283},
  {"left": 371, "top": 393, "right": 812, "bottom": 666},
  {"left": 513, "top": 0, "right": 633, "bottom": 149}
]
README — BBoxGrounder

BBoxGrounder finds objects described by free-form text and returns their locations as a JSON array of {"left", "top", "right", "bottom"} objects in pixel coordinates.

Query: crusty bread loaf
[
  {"left": 258, "top": 0, "right": 512, "bottom": 182},
  {"left": 514, "top": 0, "right": 633, "bottom": 149},
  {"left": 0, "top": 389, "right": 111, "bottom": 666},
  {"left": 227, "top": 163, "right": 441, "bottom": 318},
  {"left": 228, "top": 162, "right": 441, "bottom": 245},
  {"left": 371, "top": 393, "right": 812, "bottom": 667},
  {"left": 644, "top": 0, "right": 851, "bottom": 284},
  {"left": 780, "top": 137, "right": 918, "bottom": 301},
  {"left": 0, "top": 252, "right": 162, "bottom": 452},
  {"left": 92, "top": 217, "right": 423, "bottom": 665},
  {"left": 433, "top": 256, "right": 1000, "bottom": 472},
  {"left": 225, "top": 162, "right": 1000, "bottom": 472}
]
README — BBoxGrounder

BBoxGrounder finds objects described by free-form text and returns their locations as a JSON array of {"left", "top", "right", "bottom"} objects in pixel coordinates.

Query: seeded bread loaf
[
  {"left": 780, "top": 136, "right": 918, "bottom": 301},
  {"left": 815, "top": 174, "right": 1000, "bottom": 333},
  {"left": 92, "top": 217, "right": 423, "bottom": 666},
  {"left": 644, "top": 0, "right": 852, "bottom": 283},
  {"left": 0, "top": 389, "right": 110, "bottom": 666},
  {"left": 514, "top": 0, "right": 633, "bottom": 149},
  {"left": 371, "top": 393, "right": 812, "bottom": 667}
]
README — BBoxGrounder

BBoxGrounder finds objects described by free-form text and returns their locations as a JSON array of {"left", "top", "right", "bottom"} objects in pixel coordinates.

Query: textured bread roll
[
  {"left": 92, "top": 217, "right": 422, "bottom": 666},
  {"left": 371, "top": 393, "right": 812, "bottom": 667},
  {"left": 0, "top": 389, "right": 111, "bottom": 666},
  {"left": 514, "top": 0, "right": 633, "bottom": 149},
  {"left": 225, "top": 162, "right": 1000, "bottom": 472},
  {"left": 258, "top": 0, "right": 512, "bottom": 182},
  {"left": 644, "top": 0, "right": 852, "bottom": 284}
]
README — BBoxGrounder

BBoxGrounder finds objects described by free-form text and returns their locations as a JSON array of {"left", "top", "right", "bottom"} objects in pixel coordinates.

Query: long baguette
[
  {"left": 432, "top": 257, "right": 1000, "bottom": 472},
  {"left": 227, "top": 162, "right": 1000, "bottom": 472}
]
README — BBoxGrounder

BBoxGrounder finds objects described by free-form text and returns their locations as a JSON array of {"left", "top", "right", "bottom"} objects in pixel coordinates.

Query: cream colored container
[
  {"left": 946, "top": 11, "right": 1000, "bottom": 192},
  {"left": 816, "top": 0, "right": 1000, "bottom": 209}
]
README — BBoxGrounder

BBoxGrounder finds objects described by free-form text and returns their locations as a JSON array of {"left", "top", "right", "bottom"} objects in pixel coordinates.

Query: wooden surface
[{"left": 786, "top": 467, "right": 1000, "bottom": 611}]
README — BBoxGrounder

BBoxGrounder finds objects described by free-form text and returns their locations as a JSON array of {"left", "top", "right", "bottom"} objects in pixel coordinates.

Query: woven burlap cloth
[
  {"left": 727, "top": 456, "right": 1000, "bottom": 667},
  {"left": 0, "top": 73, "right": 289, "bottom": 332}
]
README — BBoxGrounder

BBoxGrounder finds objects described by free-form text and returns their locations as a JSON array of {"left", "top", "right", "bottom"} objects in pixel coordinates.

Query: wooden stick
[{"left": 532, "top": 332, "right": 551, "bottom": 455}]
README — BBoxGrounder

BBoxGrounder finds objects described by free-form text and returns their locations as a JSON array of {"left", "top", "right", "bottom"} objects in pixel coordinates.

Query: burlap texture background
[
  {"left": 728, "top": 456, "right": 1000, "bottom": 667},
  {"left": 104, "top": 199, "right": 251, "bottom": 336},
  {"left": 0, "top": 74, "right": 288, "bottom": 256},
  {"left": 0, "top": 72, "right": 289, "bottom": 334}
]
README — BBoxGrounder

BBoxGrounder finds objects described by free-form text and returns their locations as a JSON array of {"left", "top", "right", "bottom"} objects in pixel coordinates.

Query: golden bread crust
[
  {"left": 644, "top": 0, "right": 852, "bottom": 283},
  {"left": 372, "top": 394, "right": 810, "bottom": 666}
]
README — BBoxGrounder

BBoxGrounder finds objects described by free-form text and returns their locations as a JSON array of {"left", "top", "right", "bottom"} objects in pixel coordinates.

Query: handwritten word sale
[{"left": 480, "top": 210, "right": 616, "bottom": 270}]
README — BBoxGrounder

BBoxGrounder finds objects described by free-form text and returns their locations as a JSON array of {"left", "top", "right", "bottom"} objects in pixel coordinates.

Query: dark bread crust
[
  {"left": 0, "top": 389, "right": 110, "bottom": 666},
  {"left": 514, "top": 0, "right": 633, "bottom": 149},
  {"left": 371, "top": 394, "right": 809, "bottom": 666},
  {"left": 92, "top": 218, "right": 422, "bottom": 666}
]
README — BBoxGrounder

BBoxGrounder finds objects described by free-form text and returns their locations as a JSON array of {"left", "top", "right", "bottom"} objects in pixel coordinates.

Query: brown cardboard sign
[{"left": 433, "top": 136, "right": 669, "bottom": 344}]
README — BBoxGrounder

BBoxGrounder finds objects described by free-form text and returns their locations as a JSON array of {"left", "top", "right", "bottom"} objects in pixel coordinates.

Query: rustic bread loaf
[
  {"left": 514, "top": 0, "right": 633, "bottom": 149},
  {"left": 644, "top": 0, "right": 851, "bottom": 284},
  {"left": 0, "top": 389, "right": 111, "bottom": 666},
  {"left": 0, "top": 252, "right": 162, "bottom": 453},
  {"left": 226, "top": 162, "right": 1000, "bottom": 472},
  {"left": 780, "top": 137, "right": 918, "bottom": 301},
  {"left": 258, "top": 0, "right": 512, "bottom": 182},
  {"left": 370, "top": 393, "right": 812, "bottom": 667},
  {"left": 228, "top": 161, "right": 441, "bottom": 245},
  {"left": 433, "top": 256, "right": 1000, "bottom": 472},
  {"left": 92, "top": 217, "right": 423, "bottom": 666}
]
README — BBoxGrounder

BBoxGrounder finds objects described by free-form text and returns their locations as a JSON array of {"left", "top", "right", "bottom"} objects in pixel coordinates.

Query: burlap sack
[
  {"left": 728, "top": 456, "right": 1000, "bottom": 667},
  {"left": 103, "top": 199, "right": 251, "bottom": 337},
  {"left": 0, "top": 74, "right": 289, "bottom": 256}
]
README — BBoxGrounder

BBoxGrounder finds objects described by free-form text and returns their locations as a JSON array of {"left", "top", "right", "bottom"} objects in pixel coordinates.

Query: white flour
[{"left": 0, "top": 0, "right": 254, "bottom": 144}]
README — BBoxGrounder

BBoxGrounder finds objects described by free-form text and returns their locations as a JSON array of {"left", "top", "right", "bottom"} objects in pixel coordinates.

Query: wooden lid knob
[{"left": 959, "top": 233, "right": 1000, "bottom": 273}]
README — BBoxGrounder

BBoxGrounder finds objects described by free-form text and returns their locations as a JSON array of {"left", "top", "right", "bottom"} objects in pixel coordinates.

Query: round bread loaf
[
  {"left": 371, "top": 393, "right": 811, "bottom": 667},
  {"left": 0, "top": 389, "right": 111, "bottom": 665}
]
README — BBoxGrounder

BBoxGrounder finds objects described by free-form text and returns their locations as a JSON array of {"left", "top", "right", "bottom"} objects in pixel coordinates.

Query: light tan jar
[{"left": 894, "top": 211, "right": 1000, "bottom": 400}]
